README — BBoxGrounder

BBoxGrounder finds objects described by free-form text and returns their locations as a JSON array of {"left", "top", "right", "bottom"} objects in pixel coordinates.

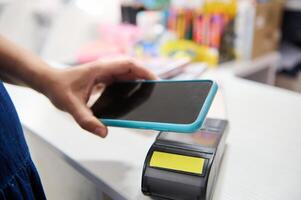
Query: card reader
[{"left": 141, "top": 118, "right": 228, "bottom": 200}]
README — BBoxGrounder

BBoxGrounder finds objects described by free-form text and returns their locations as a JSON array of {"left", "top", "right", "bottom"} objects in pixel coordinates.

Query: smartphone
[{"left": 91, "top": 80, "right": 217, "bottom": 133}]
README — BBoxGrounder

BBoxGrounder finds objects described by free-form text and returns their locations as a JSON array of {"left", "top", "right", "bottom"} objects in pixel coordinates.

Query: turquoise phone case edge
[{"left": 100, "top": 80, "right": 218, "bottom": 133}]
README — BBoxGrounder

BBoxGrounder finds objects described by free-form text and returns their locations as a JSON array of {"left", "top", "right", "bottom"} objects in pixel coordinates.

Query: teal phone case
[{"left": 100, "top": 80, "right": 218, "bottom": 133}]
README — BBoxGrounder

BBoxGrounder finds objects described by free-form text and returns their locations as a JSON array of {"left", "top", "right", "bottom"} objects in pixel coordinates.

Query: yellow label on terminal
[{"left": 150, "top": 151, "right": 205, "bottom": 175}]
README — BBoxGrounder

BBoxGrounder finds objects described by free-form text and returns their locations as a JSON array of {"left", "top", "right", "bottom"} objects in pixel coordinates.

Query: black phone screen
[{"left": 91, "top": 81, "right": 213, "bottom": 124}]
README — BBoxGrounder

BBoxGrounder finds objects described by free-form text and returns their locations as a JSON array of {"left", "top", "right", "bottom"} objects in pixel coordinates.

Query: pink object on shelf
[
  {"left": 76, "top": 24, "right": 142, "bottom": 64},
  {"left": 98, "top": 24, "right": 142, "bottom": 48}
]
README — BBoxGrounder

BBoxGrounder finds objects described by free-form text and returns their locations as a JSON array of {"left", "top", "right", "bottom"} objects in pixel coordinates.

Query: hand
[{"left": 42, "top": 58, "right": 157, "bottom": 138}]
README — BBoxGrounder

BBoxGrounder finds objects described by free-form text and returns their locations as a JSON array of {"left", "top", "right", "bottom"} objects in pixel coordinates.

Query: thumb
[{"left": 68, "top": 97, "right": 108, "bottom": 138}]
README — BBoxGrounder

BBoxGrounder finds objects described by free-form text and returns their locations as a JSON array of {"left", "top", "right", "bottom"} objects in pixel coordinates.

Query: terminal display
[{"left": 150, "top": 151, "right": 206, "bottom": 175}]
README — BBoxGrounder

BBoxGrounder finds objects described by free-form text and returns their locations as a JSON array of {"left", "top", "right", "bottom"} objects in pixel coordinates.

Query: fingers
[
  {"left": 93, "top": 58, "right": 158, "bottom": 83},
  {"left": 61, "top": 57, "right": 158, "bottom": 138},
  {"left": 68, "top": 96, "right": 108, "bottom": 138}
]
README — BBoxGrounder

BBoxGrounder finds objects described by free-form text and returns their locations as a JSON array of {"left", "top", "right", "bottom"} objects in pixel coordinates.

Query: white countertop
[{"left": 5, "top": 70, "right": 301, "bottom": 200}]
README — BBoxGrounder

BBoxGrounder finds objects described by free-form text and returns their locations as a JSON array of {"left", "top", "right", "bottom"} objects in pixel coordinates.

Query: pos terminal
[{"left": 141, "top": 118, "right": 228, "bottom": 200}]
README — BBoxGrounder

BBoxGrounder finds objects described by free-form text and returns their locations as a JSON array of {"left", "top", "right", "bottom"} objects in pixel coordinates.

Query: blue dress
[{"left": 0, "top": 82, "right": 46, "bottom": 200}]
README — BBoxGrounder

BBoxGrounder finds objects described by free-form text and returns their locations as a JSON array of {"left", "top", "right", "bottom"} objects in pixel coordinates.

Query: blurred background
[
  {"left": 0, "top": 0, "right": 300, "bottom": 90},
  {"left": 1, "top": 1, "right": 301, "bottom": 199}
]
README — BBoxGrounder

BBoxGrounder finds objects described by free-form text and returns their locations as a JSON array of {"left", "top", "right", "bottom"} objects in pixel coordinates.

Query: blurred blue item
[
  {"left": 133, "top": 29, "right": 177, "bottom": 57},
  {"left": 141, "top": 0, "right": 170, "bottom": 9},
  {"left": 135, "top": 41, "right": 159, "bottom": 56},
  {"left": 162, "top": 9, "right": 169, "bottom": 27}
]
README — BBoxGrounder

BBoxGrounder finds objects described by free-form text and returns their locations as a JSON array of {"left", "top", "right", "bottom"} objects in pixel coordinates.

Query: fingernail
[{"left": 94, "top": 127, "right": 107, "bottom": 138}]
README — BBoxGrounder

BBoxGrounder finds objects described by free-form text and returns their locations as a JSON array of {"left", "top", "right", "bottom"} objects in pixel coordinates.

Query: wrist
[{"left": 30, "top": 65, "right": 60, "bottom": 95}]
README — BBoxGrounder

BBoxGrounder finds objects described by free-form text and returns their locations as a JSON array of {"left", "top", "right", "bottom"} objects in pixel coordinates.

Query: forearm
[{"left": 0, "top": 36, "right": 56, "bottom": 93}]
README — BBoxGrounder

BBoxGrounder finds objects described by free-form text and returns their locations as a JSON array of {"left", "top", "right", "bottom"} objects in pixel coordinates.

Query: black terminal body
[{"left": 141, "top": 118, "right": 228, "bottom": 200}]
